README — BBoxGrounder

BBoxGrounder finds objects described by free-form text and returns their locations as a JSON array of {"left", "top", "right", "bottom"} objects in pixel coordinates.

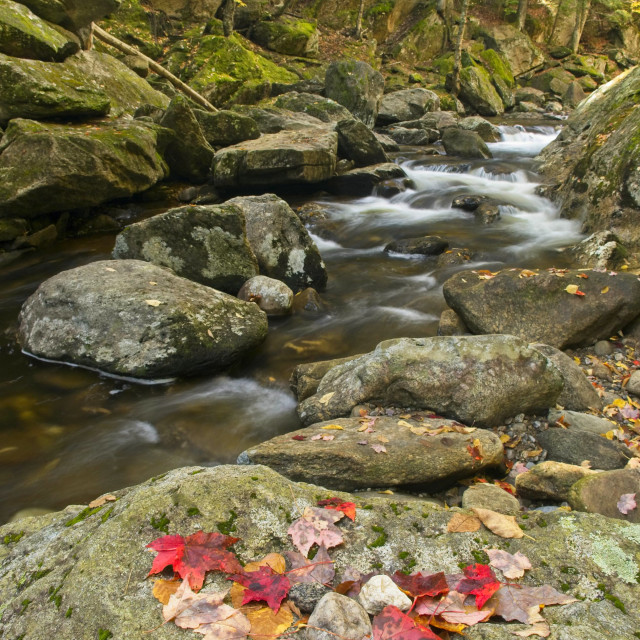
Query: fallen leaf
[
  {"left": 145, "top": 299, "right": 162, "bottom": 307},
  {"left": 372, "top": 605, "right": 440, "bottom": 640},
  {"left": 397, "top": 420, "right": 413, "bottom": 428},
  {"left": 617, "top": 493, "right": 637, "bottom": 515},
  {"left": 104, "top": 267, "right": 116, "bottom": 272},
  {"left": 391, "top": 570, "right": 448, "bottom": 598},
  {"left": 415, "top": 591, "right": 493, "bottom": 625},
  {"left": 486, "top": 549, "right": 532, "bottom": 579},
  {"left": 377, "top": 435, "right": 390, "bottom": 443},
  {"left": 88, "top": 494, "right": 116, "bottom": 508},
  {"left": 287, "top": 507, "right": 343, "bottom": 557},
  {"left": 447, "top": 512, "right": 482, "bottom": 533},
  {"left": 162, "top": 580, "right": 227, "bottom": 622},
  {"left": 317, "top": 498, "right": 356, "bottom": 521},
  {"left": 227, "top": 566, "right": 290, "bottom": 613},
  {"left": 576, "top": 273, "right": 589, "bottom": 279},
  {"left": 472, "top": 508, "right": 524, "bottom": 539},
  {"left": 321, "top": 425, "right": 344, "bottom": 430},
  {"left": 601, "top": 286, "right": 609, "bottom": 294},
  {"left": 284, "top": 545, "right": 335, "bottom": 585},
  {"left": 244, "top": 603, "right": 293, "bottom": 639},
  {"left": 519, "top": 269, "right": 537, "bottom": 278},
  {"left": 147, "top": 531, "right": 242, "bottom": 591},
  {"left": 564, "top": 285, "right": 585, "bottom": 296},
  {"left": 514, "top": 621, "right": 551, "bottom": 638},
  {"left": 371, "top": 444, "right": 387, "bottom": 454},
  {"left": 207, "top": 329, "right": 214, "bottom": 339},
  {"left": 153, "top": 579, "right": 181, "bottom": 605},
  {"left": 310, "top": 434, "right": 334, "bottom": 441},
  {"left": 487, "top": 584, "right": 577, "bottom": 625},
  {"left": 455, "top": 564, "right": 502, "bottom": 608},
  {"left": 291, "top": 435, "right": 305, "bottom": 441},
  {"left": 318, "top": 392, "right": 335, "bottom": 405}
]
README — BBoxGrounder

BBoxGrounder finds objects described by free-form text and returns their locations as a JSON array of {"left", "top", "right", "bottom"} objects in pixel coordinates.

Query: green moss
[
  {"left": 389, "top": 503, "right": 399, "bottom": 515},
  {"left": 308, "top": 546, "right": 318, "bottom": 560},
  {"left": 398, "top": 551, "right": 410, "bottom": 559},
  {"left": 604, "top": 593, "right": 627, "bottom": 613},
  {"left": 362, "top": 504, "right": 373, "bottom": 510},
  {"left": 217, "top": 510, "right": 238, "bottom": 535},
  {"left": 3, "top": 531, "right": 24, "bottom": 544},
  {"left": 538, "top": 518, "right": 548, "bottom": 528},
  {"left": 190, "top": 469, "right": 204, "bottom": 475},
  {"left": 472, "top": 549, "right": 490, "bottom": 564},
  {"left": 101, "top": 507, "right": 114, "bottom": 523},
  {"left": 65, "top": 607, "right": 73, "bottom": 618},
  {"left": 98, "top": 630, "right": 113, "bottom": 640},
  {"left": 187, "top": 507, "right": 201, "bottom": 517},
  {"left": 65, "top": 506, "right": 103, "bottom": 527},
  {"left": 365, "top": 1, "right": 394, "bottom": 17},
  {"left": 479, "top": 49, "right": 515, "bottom": 88},
  {"left": 150, "top": 513, "right": 170, "bottom": 533},
  {"left": 560, "top": 582, "right": 571, "bottom": 592},
  {"left": 19, "top": 598, "right": 31, "bottom": 614},
  {"left": 368, "top": 525, "right": 388, "bottom": 548},
  {"left": 372, "top": 561, "right": 383, "bottom": 569}
]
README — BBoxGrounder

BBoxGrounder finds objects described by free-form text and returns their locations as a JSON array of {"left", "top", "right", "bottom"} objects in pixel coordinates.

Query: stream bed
[{"left": 0, "top": 122, "right": 584, "bottom": 523}]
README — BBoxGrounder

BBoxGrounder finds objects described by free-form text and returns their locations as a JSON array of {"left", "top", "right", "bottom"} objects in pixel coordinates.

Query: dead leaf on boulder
[
  {"left": 472, "top": 508, "right": 524, "bottom": 539},
  {"left": 486, "top": 549, "right": 532, "bottom": 579},
  {"left": 514, "top": 621, "right": 551, "bottom": 637},
  {"left": 447, "top": 512, "right": 482, "bottom": 533}
]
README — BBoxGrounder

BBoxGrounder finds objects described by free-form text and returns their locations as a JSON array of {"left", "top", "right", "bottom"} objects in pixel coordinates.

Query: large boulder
[
  {"left": 442, "top": 128, "right": 492, "bottom": 159},
  {"left": 536, "top": 67, "right": 640, "bottom": 251},
  {"left": 443, "top": 268, "right": 640, "bottom": 349},
  {"left": 0, "top": 118, "right": 169, "bottom": 219},
  {"left": 193, "top": 108, "right": 260, "bottom": 147},
  {"left": 459, "top": 116, "right": 501, "bottom": 142},
  {"left": 454, "top": 66, "right": 504, "bottom": 117},
  {"left": 274, "top": 91, "right": 353, "bottom": 123},
  {"left": 1, "top": 464, "right": 639, "bottom": 639},
  {"left": 213, "top": 128, "right": 337, "bottom": 187},
  {"left": 324, "top": 163, "right": 406, "bottom": 196},
  {"left": 226, "top": 194, "right": 327, "bottom": 291},
  {"left": 0, "top": 0, "right": 79, "bottom": 61},
  {"left": 239, "top": 415, "right": 504, "bottom": 491},
  {"left": 250, "top": 17, "right": 318, "bottom": 57},
  {"left": 336, "top": 118, "right": 387, "bottom": 167},
  {"left": 298, "top": 334, "right": 563, "bottom": 428},
  {"left": 376, "top": 88, "right": 440, "bottom": 126},
  {"left": 0, "top": 50, "right": 168, "bottom": 124},
  {"left": 477, "top": 24, "right": 545, "bottom": 77},
  {"left": 18, "top": 260, "right": 268, "bottom": 379},
  {"left": 529, "top": 67, "right": 576, "bottom": 96},
  {"left": 325, "top": 59, "right": 384, "bottom": 128},
  {"left": 231, "top": 105, "right": 327, "bottom": 134},
  {"left": 112, "top": 204, "right": 259, "bottom": 294},
  {"left": 21, "top": 0, "right": 120, "bottom": 31}
]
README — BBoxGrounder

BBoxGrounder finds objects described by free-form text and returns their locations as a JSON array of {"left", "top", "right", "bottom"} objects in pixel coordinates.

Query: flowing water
[{"left": 0, "top": 123, "right": 583, "bottom": 523}]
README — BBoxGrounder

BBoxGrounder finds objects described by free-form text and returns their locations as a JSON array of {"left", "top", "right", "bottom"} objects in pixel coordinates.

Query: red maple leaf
[
  {"left": 391, "top": 570, "right": 449, "bottom": 598},
  {"left": 372, "top": 605, "right": 440, "bottom": 640},
  {"left": 147, "top": 531, "right": 241, "bottom": 591},
  {"left": 228, "top": 566, "right": 290, "bottom": 613},
  {"left": 317, "top": 497, "right": 357, "bottom": 521},
  {"left": 455, "top": 564, "right": 502, "bottom": 609}
]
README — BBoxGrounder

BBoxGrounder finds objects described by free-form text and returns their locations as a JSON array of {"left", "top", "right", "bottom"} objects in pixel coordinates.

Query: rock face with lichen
[
  {"left": 0, "top": 464, "right": 638, "bottom": 640},
  {"left": 18, "top": 259, "right": 268, "bottom": 379}
]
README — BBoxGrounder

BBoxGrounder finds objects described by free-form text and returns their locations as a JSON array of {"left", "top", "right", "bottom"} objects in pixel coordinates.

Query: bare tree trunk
[
  {"left": 547, "top": 0, "right": 565, "bottom": 44},
  {"left": 451, "top": 0, "right": 470, "bottom": 97},
  {"left": 516, "top": 0, "right": 528, "bottom": 31},
  {"left": 221, "top": 0, "right": 236, "bottom": 37},
  {"left": 437, "top": 0, "right": 453, "bottom": 50},
  {"left": 355, "top": 0, "right": 365, "bottom": 39},
  {"left": 92, "top": 24, "right": 218, "bottom": 112},
  {"left": 570, "top": 0, "right": 591, "bottom": 53}
]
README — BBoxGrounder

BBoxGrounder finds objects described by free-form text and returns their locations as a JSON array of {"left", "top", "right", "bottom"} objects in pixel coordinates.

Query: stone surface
[
  {"left": 239, "top": 415, "right": 504, "bottom": 490},
  {"left": 547, "top": 409, "right": 618, "bottom": 436},
  {"left": 0, "top": 464, "right": 639, "bottom": 639},
  {"left": 307, "top": 592, "right": 372, "bottom": 640},
  {"left": 531, "top": 343, "right": 602, "bottom": 411},
  {"left": 213, "top": 128, "right": 337, "bottom": 187},
  {"left": 385, "top": 126, "right": 433, "bottom": 146},
  {"left": 0, "top": 118, "right": 169, "bottom": 219},
  {"left": 290, "top": 355, "right": 360, "bottom": 402},
  {"left": 461, "top": 483, "right": 521, "bottom": 515},
  {"left": 324, "top": 162, "right": 406, "bottom": 197},
  {"left": 227, "top": 194, "right": 327, "bottom": 291},
  {"left": 384, "top": 235, "right": 448, "bottom": 256},
  {"left": 515, "top": 86, "right": 545, "bottom": 106},
  {"left": 297, "top": 334, "right": 563, "bottom": 428},
  {"left": 250, "top": 17, "right": 318, "bottom": 57},
  {"left": 274, "top": 92, "right": 353, "bottom": 123},
  {"left": 459, "top": 116, "right": 501, "bottom": 142},
  {"left": 325, "top": 59, "right": 384, "bottom": 128},
  {"left": 231, "top": 105, "right": 327, "bottom": 134},
  {"left": 194, "top": 108, "right": 260, "bottom": 147},
  {"left": 626, "top": 370, "right": 640, "bottom": 396},
  {"left": 238, "top": 275, "right": 293, "bottom": 315},
  {"left": 21, "top": 0, "right": 119, "bottom": 31},
  {"left": 442, "top": 128, "right": 492, "bottom": 159},
  {"left": 478, "top": 23, "right": 545, "bottom": 76},
  {"left": 516, "top": 461, "right": 596, "bottom": 502},
  {"left": 18, "top": 260, "right": 268, "bottom": 379},
  {"left": 438, "top": 308, "right": 469, "bottom": 336},
  {"left": 288, "top": 582, "right": 331, "bottom": 613},
  {"left": 568, "top": 469, "right": 640, "bottom": 522},
  {"left": 0, "top": 0, "right": 78, "bottom": 61},
  {"left": 563, "top": 80, "right": 586, "bottom": 107},
  {"left": 455, "top": 66, "right": 504, "bottom": 117},
  {"left": 569, "top": 231, "right": 628, "bottom": 271},
  {"left": 443, "top": 268, "right": 640, "bottom": 349},
  {"left": 376, "top": 88, "right": 440, "bottom": 125},
  {"left": 358, "top": 574, "right": 412, "bottom": 615},
  {"left": 529, "top": 68, "right": 576, "bottom": 95},
  {"left": 112, "top": 204, "right": 258, "bottom": 294},
  {"left": 336, "top": 118, "right": 387, "bottom": 167}
]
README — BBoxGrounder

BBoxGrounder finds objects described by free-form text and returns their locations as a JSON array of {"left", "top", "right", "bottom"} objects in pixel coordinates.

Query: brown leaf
[
  {"left": 153, "top": 579, "right": 181, "bottom": 605},
  {"left": 514, "top": 621, "right": 551, "bottom": 638},
  {"left": 145, "top": 299, "right": 162, "bottom": 307},
  {"left": 487, "top": 584, "right": 577, "bottom": 625},
  {"left": 472, "top": 508, "right": 524, "bottom": 539},
  {"left": 486, "top": 549, "right": 532, "bottom": 579},
  {"left": 88, "top": 493, "right": 116, "bottom": 508},
  {"left": 447, "top": 512, "right": 482, "bottom": 533}
]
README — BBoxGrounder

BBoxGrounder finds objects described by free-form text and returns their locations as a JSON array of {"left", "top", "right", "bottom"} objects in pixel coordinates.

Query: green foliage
[{"left": 150, "top": 513, "right": 170, "bottom": 533}]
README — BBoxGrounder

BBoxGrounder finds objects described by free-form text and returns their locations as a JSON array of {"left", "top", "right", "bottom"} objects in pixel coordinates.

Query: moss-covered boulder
[
  {"left": 453, "top": 66, "right": 504, "bottom": 117},
  {"left": 0, "top": 0, "right": 79, "bottom": 61},
  {"left": 231, "top": 104, "right": 328, "bottom": 134},
  {"left": 112, "top": 204, "right": 259, "bottom": 293},
  {"left": 325, "top": 59, "right": 384, "bottom": 128},
  {"left": 477, "top": 23, "right": 544, "bottom": 77},
  {"left": 1, "top": 464, "right": 639, "bottom": 639},
  {"left": 148, "top": 0, "right": 223, "bottom": 21},
  {"left": 18, "top": 259, "right": 268, "bottom": 379},
  {"left": 251, "top": 17, "right": 318, "bottom": 57},
  {"left": 0, "top": 50, "right": 168, "bottom": 124},
  {"left": 193, "top": 108, "right": 260, "bottom": 147},
  {"left": 389, "top": 10, "right": 447, "bottom": 67},
  {"left": 274, "top": 92, "right": 353, "bottom": 123},
  {"left": 478, "top": 48, "right": 515, "bottom": 108},
  {"left": 0, "top": 118, "right": 169, "bottom": 219},
  {"left": 529, "top": 67, "right": 576, "bottom": 96}
]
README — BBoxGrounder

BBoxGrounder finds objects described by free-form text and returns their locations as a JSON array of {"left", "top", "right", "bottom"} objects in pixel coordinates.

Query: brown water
[{"left": 0, "top": 123, "right": 583, "bottom": 523}]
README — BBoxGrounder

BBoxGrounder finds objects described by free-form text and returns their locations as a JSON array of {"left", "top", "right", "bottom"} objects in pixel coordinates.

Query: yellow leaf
[
  {"left": 621, "top": 265, "right": 629, "bottom": 270},
  {"left": 601, "top": 286, "right": 609, "bottom": 294},
  {"left": 377, "top": 435, "right": 390, "bottom": 443},
  {"left": 244, "top": 553, "right": 286, "bottom": 574},
  {"left": 145, "top": 299, "right": 161, "bottom": 307},
  {"left": 612, "top": 398, "right": 626, "bottom": 408},
  {"left": 245, "top": 604, "right": 293, "bottom": 639},
  {"left": 104, "top": 267, "right": 116, "bottom": 272},
  {"left": 149, "top": 281, "right": 158, "bottom": 286},
  {"left": 447, "top": 512, "right": 482, "bottom": 533},
  {"left": 378, "top": 489, "right": 394, "bottom": 494},
  {"left": 603, "top": 431, "right": 615, "bottom": 440},
  {"left": 321, "top": 424, "right": 344, "bottom": 430},
  {"left": 397, "top": 420, "right": 413, "bottom": 428},
  {"left": 565, "top": 284, "right": 579, "bottom": 295},
  {"left": 519, "top": 269, "right": 537, "bottom": 278},
  {"left": 319, "top": 392, "right": 334, "bottom": 405},
  {"left": 152, "top": 579, "right": 181, "bottom": 605},
  {"left": 500, "top": 434, "right": 511, "bottom": 444},
  {"left": 573, "top": 356, "right": 581, "bottom": 365}
]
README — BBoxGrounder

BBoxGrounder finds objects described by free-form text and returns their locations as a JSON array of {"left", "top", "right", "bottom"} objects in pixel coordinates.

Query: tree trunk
[
  {"left": 547, "top": 0, "right": 565, "bottom": 44},
  {"left": 570, "top": 0, "right": 591, "bottom": 53},
  {"left": 221, "top": 0, "right": 236, "bottom": 37},
  {"left": 355, "top": 0, "right": 366, "bottom": 39},
  {"left": 437, "top": 0, "right": 454, "bottom": 50},
  {"left": 516, "top": 0, "right": 528, "bottom": 31},
  {"left": 451, "top": 0, "right": 470, "bottom": 97}
]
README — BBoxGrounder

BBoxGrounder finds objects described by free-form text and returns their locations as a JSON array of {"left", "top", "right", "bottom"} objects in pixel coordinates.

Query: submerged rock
[
  {"left": 112, "top": 204, "right": 258, "bottom": 294},
  {"left": 384, "top": 235, "right": 449, "bottom": 256},
  {"left": 298, "top": 334, "right": 563, "bottom": 427},
  {"left": 324, "top": 163, "right": 406, "bottom": 196},
  {"left": 18, "top": 260, "right": 268, "bottom": 379}
]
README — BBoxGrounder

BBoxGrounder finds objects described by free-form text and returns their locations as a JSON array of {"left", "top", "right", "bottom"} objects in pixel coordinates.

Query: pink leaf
[
  {"left": 371, "top": 444, "right": 387, "bottom": 454},
  {"left": 617, "top": 493, "right": 637, "bottom": 515}
]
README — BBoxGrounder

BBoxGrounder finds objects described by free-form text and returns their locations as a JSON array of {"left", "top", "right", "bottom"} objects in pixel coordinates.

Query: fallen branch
[{"left": 91, "top": 23, "right": 217, "bottom": 112}]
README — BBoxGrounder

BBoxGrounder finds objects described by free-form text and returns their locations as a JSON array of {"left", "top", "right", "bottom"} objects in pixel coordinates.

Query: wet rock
[
  {"left": 274, "top": 92, "right": 352, "bottom": 123},
  {"left": 452, "top": 195, "right": 491, "bottom": 211},
  {"left": 461, "top": 483, "right": 520, "bottom": 515},
  {"left": 516, "top": 89, "right": 545, "bottom": 108},
  {"left": 374, "top": 131, "right": 400, "bottom": 152},
  {"left": 459, "top": 116, "right": 501, "bottom": 142},
  {"left": 227, "top": 194, "right": 327, "bottom": 291},
  {"left": 358, "top": 574, "right": 412, "bottom": 614},
  {"left": 12, "top": 224, "right": 57, "bottom": 249},
  {"left": 324, "top": 163, "right": 406, "bottom": 197},
  {"left": 325, "top": 59, "right": 384, "bottom": 128},
  {"left": 177, "top": 184, "right": 222, "bottom": 206},
  {"left": 438, "top": 308, "right": 469, "bottom": 336},
  {"left": 239, "top": 415, "right": 504, "bottom": 491},
  {"left": 436, "top": 247, "right": 472, "bottom": 267},
  {"left": 515, "top": 461, "right": 596, "bottom": 501},
  {"left": 626, "top": 370, "right": 640, "bottom": 396},
  {"left": 545, "top": 100, "right": 564, "bottom": 114},
  {"left": 537, "top": 427, "right": 630, "bottom": 470},
  {"left": 112, "top": 204, "right": 258, "bottom": 294},
  {"left": 475, "top": 202, "right": 501, "bottom": 224},
  {"left": 292, "top": 287, "right": 326, "bottom": 315},
  {"left": 454, "top": 66, "right": 504, "bottom": 117},
  {"left": 336, "top": 118, "right": 387, "bottom": 167},
  {"left": 18, "top": 260, "right": 268, "bottom": 379},
  {"left": 307, "top": 593, "right": 372, "bottom": 640},
  {"left": 443, "top": 268, "right": 640, "bottom": 349},
  {"left": 290, "top": 355, "right": 361, "bottom": 401},
  {"left": 442, "top": 128, "right": 492, "bottom": 159},
  {"left": 0, "top": 118, "right": 169, "bottom": 219},
  {"left": 418, "top": 110, "right": 459, "bottom": 133},
  {"left": 594, "top": 340, "right": 614, "bottom": 357},
  {"left": 0, "top": 217, "right": 28, "bottom": 242},
  {"left": 298, "top": 334, "right": 563, "bottom": 428},
  {"left": 213, "top": 128, "right": 337, "bottom": 187},
  {"left": 288, "top": 582, "right": 331, "bottom": 613},
  {"left": 384, "top": 235, "right": 448, "bottom": 256},
  {"left": 376, "top": 88, "right": 440, "bottom": 125},
  {"left": 238, "top": 275, "right": 293, "bottom": 316},
  {"left": 568, "top": 469, "right": 640, "bottom": 522},
  {"left": 193, "top": 109, "right": 260, "bottom": 147},
  {"left": 516, "top": 100, "right": 544, "bottom": 113},
  {"left": 569, "top": 231, "right": 628, "bottom": 271},
  {"left": 530, "top": 343, "right": 602, "bottom": 411},
  {"left": 563, "top": 81, "right": 586, "bottom": 108}
]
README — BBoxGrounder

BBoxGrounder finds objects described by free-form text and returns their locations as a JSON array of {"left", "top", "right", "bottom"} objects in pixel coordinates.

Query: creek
[{"left": 0, "top": 122, "right": 584, "bottom": 523}]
